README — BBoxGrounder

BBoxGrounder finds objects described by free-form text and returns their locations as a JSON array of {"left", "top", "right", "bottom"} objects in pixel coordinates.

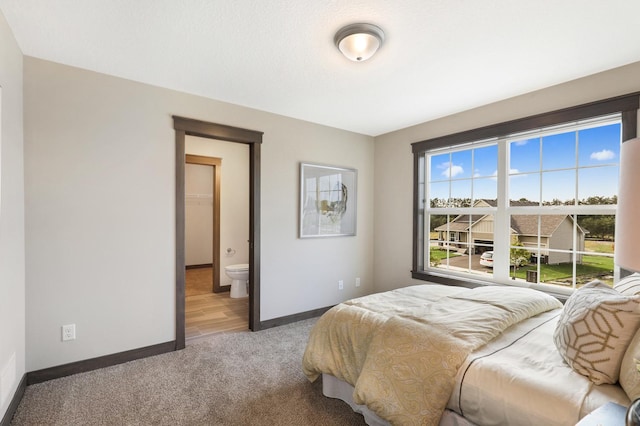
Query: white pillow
[
  {"left": 553, "top": 280, "right": 640, "bottom": 384},
  {"left": 614, "top": 273, "right": 640, "bottom": 296},
  {"left": 620, "top": 328, "right": 640, "bottom": 400}
]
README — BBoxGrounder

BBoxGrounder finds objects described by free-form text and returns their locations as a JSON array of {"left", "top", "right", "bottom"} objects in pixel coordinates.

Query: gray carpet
[{"left": 11, "top": 318, "right": 367, "bottom": 425}]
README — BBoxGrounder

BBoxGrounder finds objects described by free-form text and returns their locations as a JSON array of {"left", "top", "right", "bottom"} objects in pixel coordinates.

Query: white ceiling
[{"left": 2, "top": 1, "right": 640, "bottom": 136}]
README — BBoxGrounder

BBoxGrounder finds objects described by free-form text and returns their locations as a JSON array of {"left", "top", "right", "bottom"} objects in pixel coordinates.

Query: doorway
[{"left": 173, "top": 116, "right": 263, "bottom": 350}]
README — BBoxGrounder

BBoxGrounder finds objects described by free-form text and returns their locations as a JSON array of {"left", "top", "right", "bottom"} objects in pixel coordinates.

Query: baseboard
[
  {"left": 27, "top": 340, "right": 176, "bottom": 385},
  {"left": 0, "top": 373, "right": 26, "bottom": 426},
  {"left": 185, "top": 264, "right": 213, "bottom": 270},
  {"left": 258, "top": 306, "right": 333, "bottom": 330},
  {"left": 214, "top": 284, "right": 230, "bottom": 294}
]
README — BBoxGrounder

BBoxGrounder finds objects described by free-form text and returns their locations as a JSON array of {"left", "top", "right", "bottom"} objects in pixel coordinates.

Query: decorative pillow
[
  {"left": 553, "top": 280, "right": 640, "bottom": 385},
  {"left": 620, "top": 328, "right": 640, "bottom": 400},
  {"left": 614, "top": 273, "right": 640, "bottom": 296}
]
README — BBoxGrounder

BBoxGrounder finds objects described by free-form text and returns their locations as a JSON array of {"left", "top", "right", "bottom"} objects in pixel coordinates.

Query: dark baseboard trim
[
  {"left": 257, "top": 306, "right": 333, "bottom": 331},
  {"left": 26, "top": 340, "right": 176, "bottom": 385},
  {"left": 214, "top": 284, "right": 230, "bottom": 294},
  {"left": 0, "top": 373, "right": 26, "bottom": 426},
  {"left": 185, "top": 264, "right": 213, "bottom": 270}
]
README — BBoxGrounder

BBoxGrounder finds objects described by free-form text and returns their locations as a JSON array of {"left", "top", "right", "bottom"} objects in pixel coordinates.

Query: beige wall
[
  {"left": 23, "top": 57, "right": 375, "bottom": 371},
  {"left": 373, "top": 61, "right": 640, "bottom": 292},
  {"left": 0, "top": 10, "right": 25, "bottom": 420}
]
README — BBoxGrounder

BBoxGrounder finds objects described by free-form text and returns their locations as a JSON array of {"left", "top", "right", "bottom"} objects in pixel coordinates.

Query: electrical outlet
[
  {"left": 62, "top": 324, "right": 76, "bottom": 341},
  {"left": 355, "top": 277, "right": 361, "bottom": 287},
  {"left": 338, "top": 280, "right": 344, "bottom": 290}
]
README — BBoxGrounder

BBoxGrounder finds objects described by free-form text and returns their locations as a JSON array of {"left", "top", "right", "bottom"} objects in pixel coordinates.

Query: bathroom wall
[
  {"left": 186, "top": 136, "right": 250, "bottom": 286},
  {"left": 185, "top": 163, "right": 214, "bottom": 266},
  {"left": 23, "top": 56, "right": 375, "bottom": 371},
  {"left": 372, "top": 60, "right": 640, "bottom": 293},
  {"left": 0, "top": 9, "right": 25, "bottom": 420}
]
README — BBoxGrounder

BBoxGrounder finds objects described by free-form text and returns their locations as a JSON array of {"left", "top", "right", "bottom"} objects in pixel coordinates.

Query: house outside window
[{"left": 412, "top": 94, "right": 639, "bottom": 295}]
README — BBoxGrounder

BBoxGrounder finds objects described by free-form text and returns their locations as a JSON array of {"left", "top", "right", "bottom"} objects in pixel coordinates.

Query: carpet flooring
[{"left": 11, "top": 319, "right": 366, "bottom": 425}]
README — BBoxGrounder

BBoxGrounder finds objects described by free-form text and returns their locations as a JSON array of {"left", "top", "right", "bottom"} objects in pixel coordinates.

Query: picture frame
[{"left": 299, "top": 163, "right": 357, "bottom": 238}]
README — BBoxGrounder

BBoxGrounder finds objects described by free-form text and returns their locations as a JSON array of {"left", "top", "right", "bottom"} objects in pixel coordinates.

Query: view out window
[{"left": 413, "top": 95, "right": 639, "bottom": 294}]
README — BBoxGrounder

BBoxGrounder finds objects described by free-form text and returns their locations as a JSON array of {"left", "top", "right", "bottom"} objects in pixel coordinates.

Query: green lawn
[
  {"left": 584, "top": 240, "right": 615, "bottom": 254},
  {"left": 513, "top": 254, "right": 613, "bottom": 285},
  {"left": 430, "top": 248, "right": 462, "bottom": 261}
]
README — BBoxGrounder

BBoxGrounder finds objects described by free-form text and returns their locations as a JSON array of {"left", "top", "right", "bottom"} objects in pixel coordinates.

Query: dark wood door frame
[
  {"left": 174, "top": 116, "right": 263, "bottom": 350},
  {"left": 185, "top": 154, "right": 225, "bottom": 293}
]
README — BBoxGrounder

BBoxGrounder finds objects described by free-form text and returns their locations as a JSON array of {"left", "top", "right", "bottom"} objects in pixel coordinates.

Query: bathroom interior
[{"left": 184, "top": 135, "right": 250, "bottom": 341}]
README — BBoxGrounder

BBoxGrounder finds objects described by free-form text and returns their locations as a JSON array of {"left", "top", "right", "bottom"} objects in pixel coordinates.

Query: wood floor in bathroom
[{"left": 185, "top": 267, "right": 249, "bottom": 341}]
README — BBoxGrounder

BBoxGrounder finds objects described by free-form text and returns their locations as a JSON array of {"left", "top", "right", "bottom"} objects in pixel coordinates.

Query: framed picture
[{"left": 300, "top": 163, "right": 357, "bottom": 238}]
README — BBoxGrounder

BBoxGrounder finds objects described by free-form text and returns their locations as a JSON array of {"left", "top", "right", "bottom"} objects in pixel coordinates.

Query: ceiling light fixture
[{"left": 334, "top": 23, "right": 385, "bottom": 62}]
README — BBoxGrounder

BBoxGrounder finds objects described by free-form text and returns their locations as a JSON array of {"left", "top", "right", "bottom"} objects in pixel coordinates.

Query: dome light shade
[{"left": 334, "top": 23, "right": 385, "bottom": 62}]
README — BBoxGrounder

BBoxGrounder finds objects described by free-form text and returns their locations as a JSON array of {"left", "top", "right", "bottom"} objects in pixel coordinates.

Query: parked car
[{"left": 480, "top": 251, "right": 494, "bottom": 267}]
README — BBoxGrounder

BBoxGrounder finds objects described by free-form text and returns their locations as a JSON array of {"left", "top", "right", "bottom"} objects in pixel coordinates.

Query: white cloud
[
  {"left": 441, "top": 164, "right": 464, "bottom": 178},
  {"left": 513, "top": 140, "right": 529, "bottom": 146},
  {"left": 590, "top": 149, "right": 615, "bottom": 161}
]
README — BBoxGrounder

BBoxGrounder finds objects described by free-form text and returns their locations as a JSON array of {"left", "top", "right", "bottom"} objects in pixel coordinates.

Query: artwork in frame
[{"left": 300, "top": 163, "right": 357, "bottom": 238}]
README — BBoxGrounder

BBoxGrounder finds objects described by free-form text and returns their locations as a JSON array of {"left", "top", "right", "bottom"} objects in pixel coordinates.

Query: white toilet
[{"left": 225, "top": 263, "right": 249, "bottom": 298}]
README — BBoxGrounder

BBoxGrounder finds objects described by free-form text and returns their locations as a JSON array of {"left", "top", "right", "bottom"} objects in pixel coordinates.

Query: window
[{"left": 412, "top": 94, "right": 639, "bottom": 294}]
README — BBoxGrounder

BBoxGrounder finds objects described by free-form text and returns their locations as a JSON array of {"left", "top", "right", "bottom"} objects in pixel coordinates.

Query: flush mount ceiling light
[{"left": 334, "top": 23, "right": 385, "bottom": 62}]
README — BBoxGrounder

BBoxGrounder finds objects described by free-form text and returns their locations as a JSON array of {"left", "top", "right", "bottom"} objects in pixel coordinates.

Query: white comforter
[
  {"left": 303, "top": 284, "right": 563, "bottom": 426},
  {"left": 448, "top": 309, "right": 630, "bottom": 425}
]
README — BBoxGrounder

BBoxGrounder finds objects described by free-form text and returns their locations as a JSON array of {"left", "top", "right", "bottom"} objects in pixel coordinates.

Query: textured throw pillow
[
  {"left": 553, "top": 280, "right": 640, "bottom": 385},
  {"left": 620, "top": 328, "right": 640, "bottom": 400},
  {"left": 614, "top": 273, "right": 640, "bottom": 296}
]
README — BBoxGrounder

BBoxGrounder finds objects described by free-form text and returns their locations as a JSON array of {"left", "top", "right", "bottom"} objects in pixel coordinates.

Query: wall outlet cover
[{"left": 62, "top": 324, "right": 76, "bottom": 341}]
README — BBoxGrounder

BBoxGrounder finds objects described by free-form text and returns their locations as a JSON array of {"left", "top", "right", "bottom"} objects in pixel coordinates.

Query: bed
[{"left": 302, "top": 279, "right": 640, "bottom": 426}]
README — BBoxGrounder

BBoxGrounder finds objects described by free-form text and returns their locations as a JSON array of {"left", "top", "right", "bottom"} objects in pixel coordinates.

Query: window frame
[{"left": 411, "top": 93, "right": 639, "bottom": 293}]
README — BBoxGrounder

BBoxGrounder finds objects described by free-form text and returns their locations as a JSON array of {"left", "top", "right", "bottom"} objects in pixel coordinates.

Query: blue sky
[{"left": 429, "top": 123, "right": 621, "bottom": 203}]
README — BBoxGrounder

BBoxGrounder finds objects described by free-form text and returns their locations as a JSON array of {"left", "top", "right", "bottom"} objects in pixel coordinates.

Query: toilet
[{"left": 225, "top": 263, "right": 249, "bottom": 298}]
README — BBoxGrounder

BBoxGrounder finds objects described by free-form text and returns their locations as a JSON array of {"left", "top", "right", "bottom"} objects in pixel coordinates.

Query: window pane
[
  {"left": 576, "top": 253, "right": 614, "bottom": 287},
  {"left": 470, "top": 214, "right": 494, "bottom": 255},
  {"left": 511, "top": 214, "right": 540, "bottom": 251},
  {"left": 536, "top": 249, "right": 575, "bottom": 287},
  {"left": 429, "top": 214, "right": 447, "bottom": 238},
  {"left": 429, "top": 181, "right": 449, "bottom": 207},
  {"left": 450, "top": 180, "right": 472, "bottom": 205},
  {"left": 430, "top": 153, "right": 451, "bottom": 182},
  {"left": 509, "top": 215, "right": 542, "bottom": 284},
  {"left": 473, "top": 177, "right": 497, "bottom": 203},
  {"left": 578, "top": 166, "right": 619, "bottom": 203},
  {"left": 542, "top": 132, "right": 576, "bottom": 170},
  {"left": 578, "top": 123, "right": 621, "bottom": 167},
  {"left": 473, "top": 145, "right": 498, "bottom": 178},
  {"left": 429, "top": 214, "right": 454, "bottom": 268},
  {"left": 542, "top": 170, "right": 575, "bottom": 205},
  {"left": 510, "top": 137, "right": 540, "bottom": 174},
  {"left": 578, "top": 214, "right": 616, "bottom": 243},
  {"left": 428, "top": 213, "right": 493, "bottom": 278},
  {"left": 510, "top": 173, "right": 540, "bottom": 206},
  {"left": 450, "top": 150, "right": 472, "bottom": 179}
]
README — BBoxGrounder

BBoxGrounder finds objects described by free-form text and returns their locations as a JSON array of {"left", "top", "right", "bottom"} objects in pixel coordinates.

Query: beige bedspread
[{"left": 302, "top": 284, "right": 562, "bottom": 426}]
